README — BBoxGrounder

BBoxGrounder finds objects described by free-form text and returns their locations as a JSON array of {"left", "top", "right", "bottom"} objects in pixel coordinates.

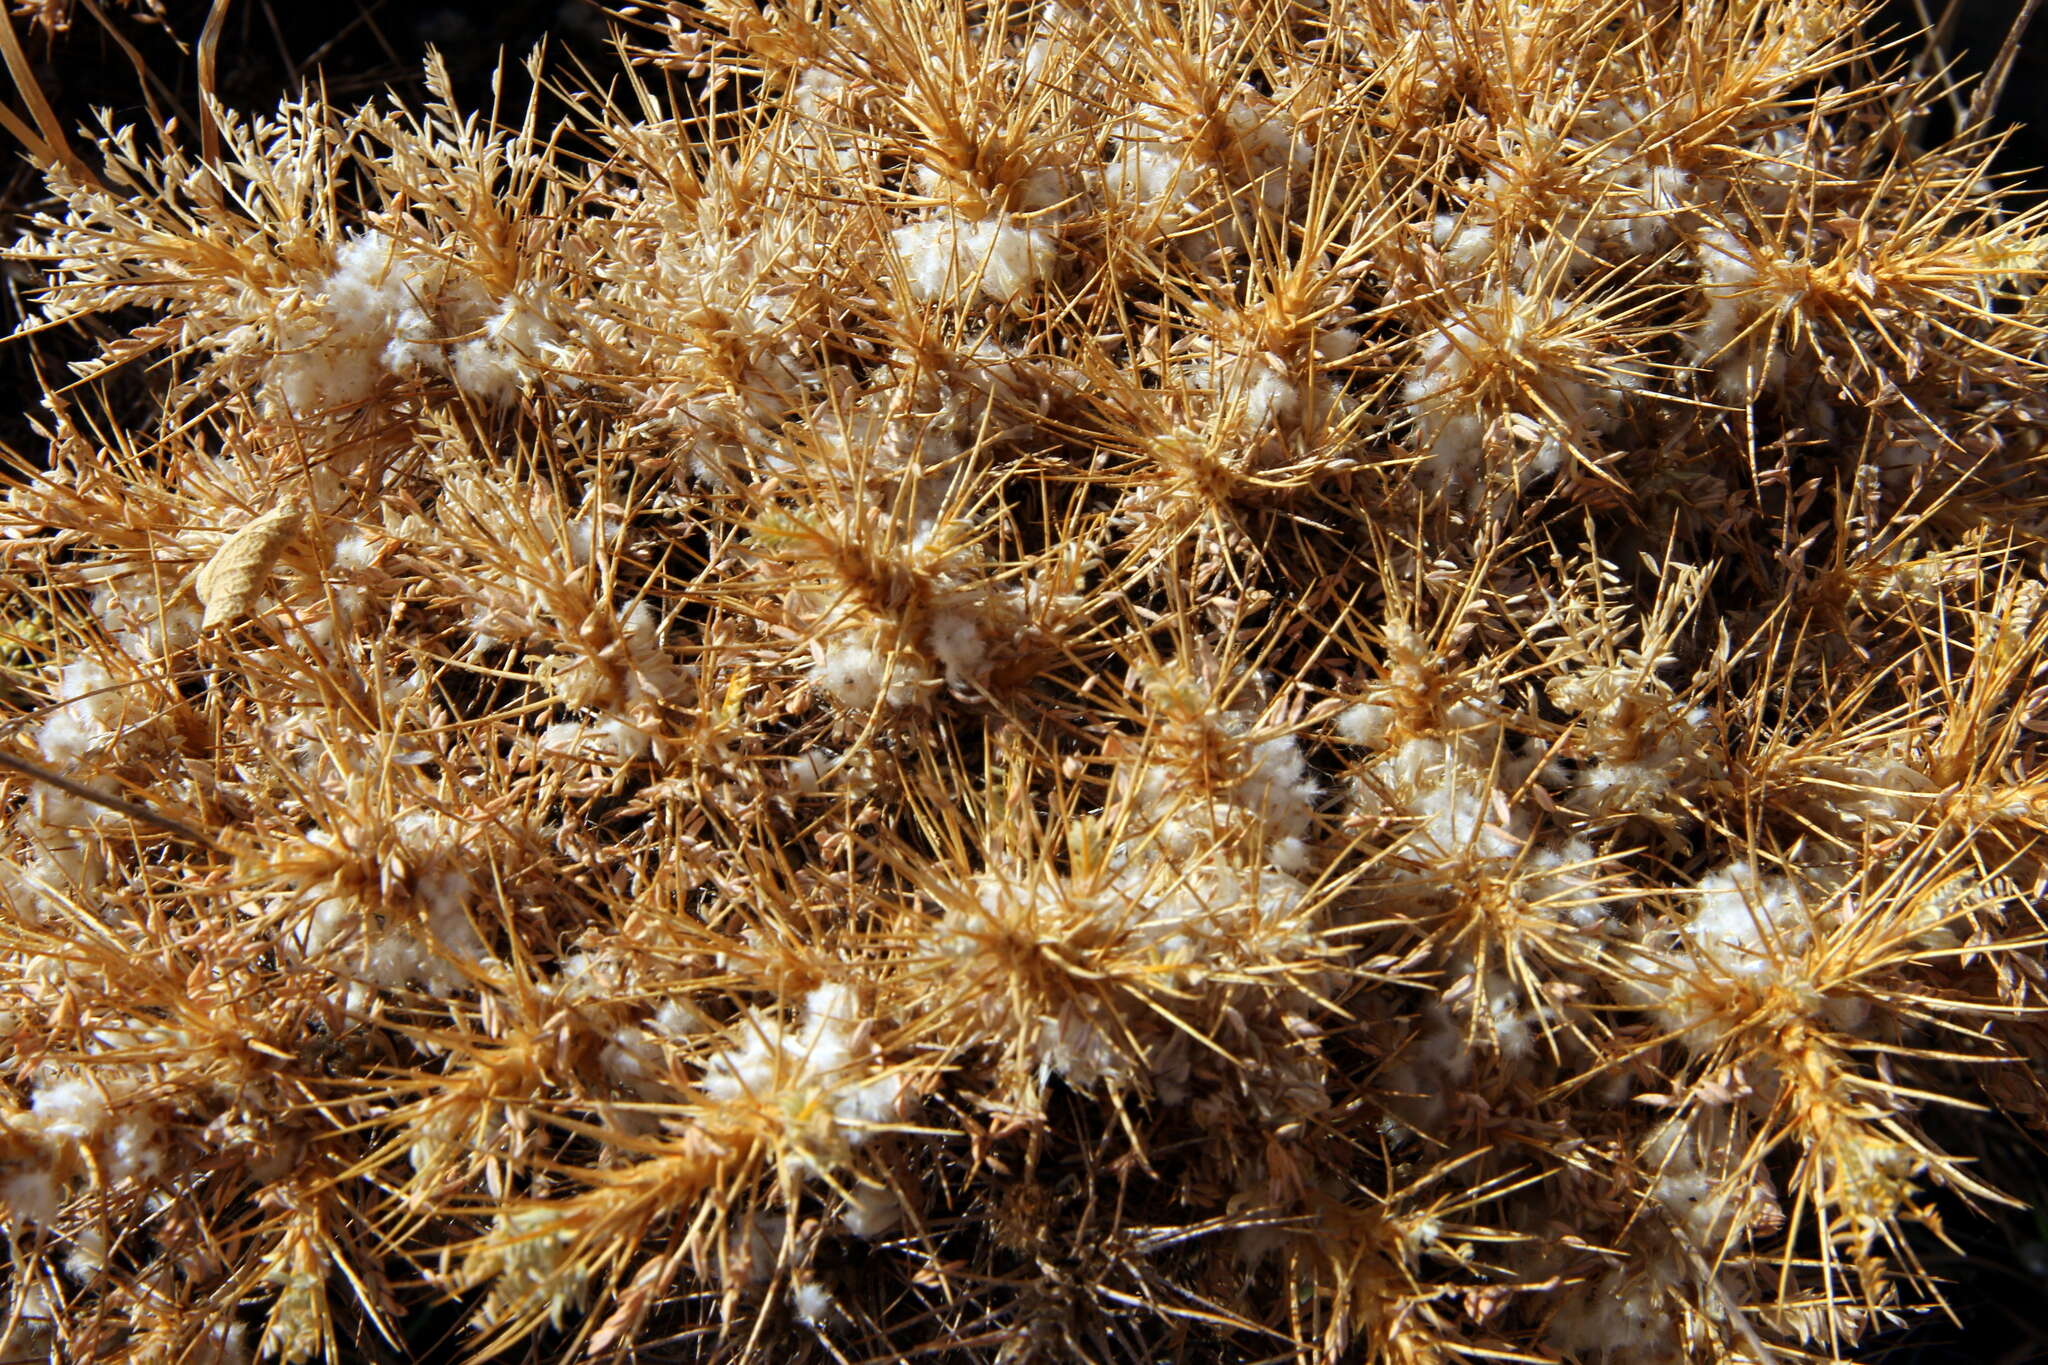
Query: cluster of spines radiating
[{"left": 1, "top": 0, "right": 2047, "bottom": 1361}]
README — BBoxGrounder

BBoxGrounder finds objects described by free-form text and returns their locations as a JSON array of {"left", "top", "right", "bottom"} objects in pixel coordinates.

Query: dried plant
[{"left": 2, "top": 0, "right": 2047, "bottom": 1361}]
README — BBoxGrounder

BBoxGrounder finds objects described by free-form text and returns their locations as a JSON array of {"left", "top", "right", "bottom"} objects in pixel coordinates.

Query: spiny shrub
[{"left": 3, "top": 0, "right": 2047, "bottom": 1360}]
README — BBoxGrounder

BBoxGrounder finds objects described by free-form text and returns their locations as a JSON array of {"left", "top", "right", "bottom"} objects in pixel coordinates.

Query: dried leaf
[{"left": 196, "top": 505, "right": 301, "bottom": 629}]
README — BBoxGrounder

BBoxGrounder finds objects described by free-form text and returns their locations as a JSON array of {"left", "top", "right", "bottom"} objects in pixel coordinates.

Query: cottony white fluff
[
  {"left": 1336, "top": 701, "right": 1395, "bottom": 747},
  {"left": 1689, "top": 225, "right": 1786, "bottom": 398},
  {"left": 1104, "top": 141, "right": 1203, "bottom": 235},
  {"left": 90, "top": 569, "right": 204, "bottom": 662},
  {"left": 1103, "top": 93, "right": 1308, "bottom": 249},
  {"left": 1359, "top": 738, "right": 1528, "bottom": 869},
  {"left": 840, "top": 1184, "right": 904, "bottom": 1239},
  {"left": 291, "top": 810, "right": 491, "bottom": 1003},
  {"left": 1378, "top": 1004, "right": 1473, "bottom": 1133},
  {"left": 1641, "top": 1116, "right": 1755, "bottom": 1248},
  {"left": 451, "top": 292, "right": 563, "bottom": 401},
  {"left": 1621, "top": 861, "right": 1869, "bottom": 1046},
  {"left": 697, "top": 984, "right": 909, "bottom": 1165},
  {"left": 1128, "top": 671, "right": 1321, "bottom": 868},
  {"left": 892, "top": 213, "right": 1058, "bottom": 304},
  {"left": 283, "top": 229, "right": 418, "bottom": 411},
  {"left": 0, "top": 1167, "right": 64, "bottom": 1224},
  {"left": 1, "top": 1072, "right": 167, "bottom": 1222},
  {"left": 1432, "top": 214, "right": 1499, "bottom": 273},
  {"left": 1684, "top": 860, "right": 1816, "bottom": 981},
  {"left": 790, "top": 1277, "right": 839, "bottom": 1325},
  {"left": 810, "top": 635, "right": 931, "bottom": 711},
  {"left": 37, "top": 658, "right": 130, "bottom": 765},
  {"left": 1404, "top": 287, "right": 1621, "bottom": 495},
  {"left": 1546, "top": 1267, "right": 1679, "bottom": 1362},
  {"left": 804, "top": 583, "right": 1013, "bottom": 712},
  {"left": 938, "top": 857, "right": 1313, "bottom": 1094},
  {"left": 540, "top": 602, "right": 689, "bottom": 759},
  {"left": 9, "top": 790, "right": 119, "bottom": 917},
  {"left": 279, "top": 230, "right": 558, "bottom": 412}
]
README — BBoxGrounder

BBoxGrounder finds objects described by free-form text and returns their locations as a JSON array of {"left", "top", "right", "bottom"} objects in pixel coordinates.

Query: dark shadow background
[{"left": 1878, "top": 0, "right": 2048, "bottom": 174}]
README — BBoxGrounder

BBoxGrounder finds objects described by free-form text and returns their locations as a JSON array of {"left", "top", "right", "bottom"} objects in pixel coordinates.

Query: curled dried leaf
[{"left": 196, "top": 505, "right": 302, "bottom": 629}]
